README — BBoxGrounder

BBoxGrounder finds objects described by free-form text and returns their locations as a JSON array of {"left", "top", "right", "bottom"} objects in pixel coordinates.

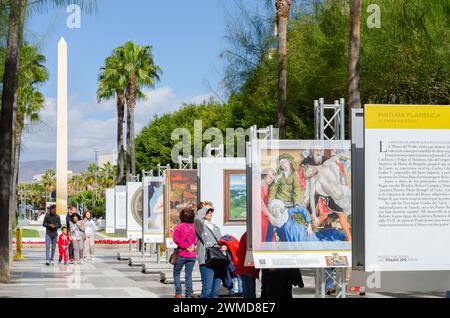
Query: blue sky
[{"left": 21, "top": 0, "right": 264, "bottom": 161}]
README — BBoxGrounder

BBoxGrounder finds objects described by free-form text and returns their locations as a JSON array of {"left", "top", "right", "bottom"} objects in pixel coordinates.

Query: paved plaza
[
  {"left": 0, "top": 248, "right": 175, "bottom": 298},
  {"left": 0, "top": 248, "right": 445, "bottom": 298}
]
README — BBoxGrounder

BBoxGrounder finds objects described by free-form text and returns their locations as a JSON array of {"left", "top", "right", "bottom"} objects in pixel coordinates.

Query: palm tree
[
  {"left": 11, "top": 44, "right": 48, "bottom": 220},
  {"left": 84, "top": 163, "right": 99, "bottom": 191},
  {"left": 348, "top": 0, "right": 362, "bottom": 126},
  {"left": 68, "top": 174, "right": 83, "bottom": 197},
  {"left": 115, "top": 42, "right": 161, "bottom": 177},
  {"left": 99, "top": 162, "right": 116, "bottom": 188},
  {"left": 275, "top": 0, "right": 292, "bottom": 139},
  {"left": 40, "top": 169, "right": 56, "bottom": 201},
  {"left": 97, "top": 53, "right": 127, "bottom": 185},
  {"left": 26, "top": 182, "right": 45, "bottom": 209}
]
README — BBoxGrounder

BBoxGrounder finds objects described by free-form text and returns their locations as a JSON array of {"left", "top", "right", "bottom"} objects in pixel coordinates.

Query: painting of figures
[{"left": 252, "top": 140, "right": 352, "bottom": 254}]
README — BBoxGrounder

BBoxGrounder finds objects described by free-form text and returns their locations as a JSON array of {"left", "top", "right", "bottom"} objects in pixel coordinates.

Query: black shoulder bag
[{"left": 201, "top": 225, "right": 228, "bottom": 269}]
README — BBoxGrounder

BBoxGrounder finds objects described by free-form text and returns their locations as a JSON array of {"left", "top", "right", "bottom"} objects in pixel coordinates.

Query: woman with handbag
[
  {"left": 172, "top": 208, "right": 197, "bottom": 298},
  {"left": 194, "top": 202, "right": 228, "bottom": 298},
  {"left": 69, "top": 214, "right": 85, "bottom": 264}
]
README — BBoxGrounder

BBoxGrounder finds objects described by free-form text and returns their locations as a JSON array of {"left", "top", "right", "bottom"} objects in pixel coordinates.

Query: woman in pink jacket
[{"left": 172, "top": 207, "right": 197, "bottom": 298}]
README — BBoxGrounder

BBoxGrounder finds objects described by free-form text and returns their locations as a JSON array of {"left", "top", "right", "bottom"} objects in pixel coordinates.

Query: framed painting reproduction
[
  {"left": 249, "top": 139, "right": 352, "bottom": 268},
  {"left": 165, "top": 170, "right": 198, "bottom": 239},
  {"left": 224, "top": 170, "right": 247, "bottom": 225},
  {"left": 142, "top": 176, "right": 164, "bottom": 243}
]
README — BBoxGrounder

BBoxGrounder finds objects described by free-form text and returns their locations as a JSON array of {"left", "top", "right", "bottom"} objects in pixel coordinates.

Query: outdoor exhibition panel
[
  {"left": 142, "top": 176, "right": 165, "bottom": 243},
  {"left": 164, "top": 169, "right": 198, "bottom": 247},
  {"left": 198, "top": 157, "right": 247, "bottom": 240},
  {"left": 115, "top": 186, "right": 127, "bottom": 230},
  {"left": 365, "top": 105, "right": 450, "bottom": 271},
  {"left": 249, "top": 139, "right": 352, "bottom": 268},
  {"left": 105, "top": 188, "right": 115, "bottom": 234},
  {"left": 126, "top": 182, "right": 143, "bottom": 239}
]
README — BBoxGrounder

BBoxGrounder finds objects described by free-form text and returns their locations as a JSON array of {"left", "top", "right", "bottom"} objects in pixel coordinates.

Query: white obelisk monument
[{"left": 56, "top": 37, "right": 68, "bottom": 216}]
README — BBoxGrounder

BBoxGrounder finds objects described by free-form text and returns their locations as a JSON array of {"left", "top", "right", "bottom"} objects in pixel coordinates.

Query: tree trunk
[
  {"left": 276, "top": 0, "right": 291, "bottom": 139},
  {"left": 0, "top": 0, "right": 24, "bottom": 283},
  {"left": 348, "top": 0, "right": 362, "bottom": 132},
  {"left": 277, "top": 14, "right": 288, "bottom": 139},
  {"left": 129, "top": 106, "right": 136, "bottom": 176},
  {"left": 116, "top": 93, "right": 125, "bottom": 185},
  {"left": 126, "top": 74, "right": 137, "bottom": 177},
  {"left": 126, "top": 105, "right": 131, "bottom": 181}
]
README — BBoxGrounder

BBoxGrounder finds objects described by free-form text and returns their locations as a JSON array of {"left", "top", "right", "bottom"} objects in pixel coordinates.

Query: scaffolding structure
[
  {"left": 178, "top": 155, "right": 193, "bottom": 169},
  {"left": 250, "top": 125, "right": 276, "bottom": 141},
  {"left": 314, "top": 98, "right": 348, "bottom": 299},
  {"left": 129, "top": 175, "right": 140, "bottom": 182},
  {"left": 141, "top": 170, "right": 153, "bottom": 178},
  {"left": 314, "top": 98, "right": 346, "bottom": 141},
  {"left": 156, "top": 164, "right": 171, "bottom": 177}
]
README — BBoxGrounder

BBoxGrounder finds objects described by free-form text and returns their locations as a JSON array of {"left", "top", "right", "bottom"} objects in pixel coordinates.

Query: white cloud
[{"left": 20, "top": 86, "right": 213, "bottom": 162}]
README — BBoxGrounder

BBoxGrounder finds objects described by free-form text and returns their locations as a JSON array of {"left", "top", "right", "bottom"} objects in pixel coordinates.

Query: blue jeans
[
  {"left": 199, "top": 264, "right": 222, "bottom": 298},
  {"left": 241, "top": 275, "right": 256, "bottom": 298},
  {"left": 45, "top": 235, "right": 58, "bottom": 262},
  {"left": 228, "top": 276, "right": 243, "bottom": 295},
  {"left": 326, "top": 268, "right": 334, "bottom": 290},
  {"left": 173, "top": 256, "right": 196, "bottom": 297}
]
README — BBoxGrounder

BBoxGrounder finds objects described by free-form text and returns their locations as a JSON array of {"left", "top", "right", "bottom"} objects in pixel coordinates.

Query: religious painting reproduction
[
  {"left": 165, "top": 170, "right": 198, "bottom": 238},
  {"left": 224, "top": 170, "right": 247, "bottom": 224},
  {"left": 250, "top": 140, "right": 352, "bottom": 267}
]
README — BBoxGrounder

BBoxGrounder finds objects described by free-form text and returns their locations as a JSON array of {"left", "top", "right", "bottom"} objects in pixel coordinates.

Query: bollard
[{"left": 13, "top": 227, "right": 27, "bottom": 261}]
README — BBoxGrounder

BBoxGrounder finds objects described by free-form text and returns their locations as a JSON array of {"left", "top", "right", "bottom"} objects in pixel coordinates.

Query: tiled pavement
[
  {"left": 0, "top": 248, "right": 444, "bottom": 298},
  {"left": 0, "top": 249, "right": 178, "bottom": 298}
]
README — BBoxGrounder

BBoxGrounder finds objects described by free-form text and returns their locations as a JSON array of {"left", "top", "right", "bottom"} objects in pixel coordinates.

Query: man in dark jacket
[{"left": 43, "top": 205, "right": 62, "bottom": 265}]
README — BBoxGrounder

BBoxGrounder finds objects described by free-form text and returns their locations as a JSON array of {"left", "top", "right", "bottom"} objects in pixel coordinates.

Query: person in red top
[
  {"left": 172, "top": 208, "right": 197, "bottom": 298},
  {"left": 219, "top": 234, "right": 241, "bottom": 296},
  {"left": 58, "top": 227, "right": 71, "bottom": 265},
  {"left": 261, "top": 168, "right": 276, "bottom": 242},
  {"left": 235, "top": 232, "right": 260, "bottom": 298}
]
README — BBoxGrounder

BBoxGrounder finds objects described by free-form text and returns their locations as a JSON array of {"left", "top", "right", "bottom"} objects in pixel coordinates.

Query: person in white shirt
[{"left": 83, "top": 210, "right": 97, "bottom": 261}]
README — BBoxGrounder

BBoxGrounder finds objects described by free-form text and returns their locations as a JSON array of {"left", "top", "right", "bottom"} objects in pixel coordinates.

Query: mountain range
[{"left": 19, "top": 160, "right": 93, "bottom": 183}]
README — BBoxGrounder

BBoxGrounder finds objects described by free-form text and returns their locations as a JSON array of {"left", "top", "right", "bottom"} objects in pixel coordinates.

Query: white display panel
[
  {"left": 198, "top": 157, "right": 248, "bottom": 241},
  {"left": 365, "top": 105, "right": 450, "bottom": 271},
  {"left": 115, "top": 186, "right": 127, "bottom": 230},
  {"left": 105, "top": 188, "right": 115, "bottom": 233},
  {"left": 126, "top": 182, "right": 143, "bottom": 239}
]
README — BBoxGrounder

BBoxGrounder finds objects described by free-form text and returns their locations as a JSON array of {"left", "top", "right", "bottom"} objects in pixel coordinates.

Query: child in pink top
[
  {"left": 172, "top": 208, "right": 197, "bottom": 298},
  {"left": 173, "top": 221, "right": 197, "bottom": 258}
]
